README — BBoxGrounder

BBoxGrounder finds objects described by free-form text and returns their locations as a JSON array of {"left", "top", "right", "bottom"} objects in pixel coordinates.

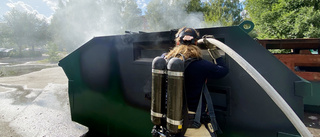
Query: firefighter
[{"left": 164, "top": 27, "right": 229, "bottom": 136}]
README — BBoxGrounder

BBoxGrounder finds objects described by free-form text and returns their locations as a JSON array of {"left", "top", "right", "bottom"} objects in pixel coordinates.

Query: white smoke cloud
[{"left": 145, "top": 0, "right": 207, "bottom": 31}]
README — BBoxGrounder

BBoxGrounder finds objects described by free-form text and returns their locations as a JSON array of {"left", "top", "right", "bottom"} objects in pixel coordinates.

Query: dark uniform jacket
[{"left": 184, "top": 57, "right": 229, "bottom": 112}]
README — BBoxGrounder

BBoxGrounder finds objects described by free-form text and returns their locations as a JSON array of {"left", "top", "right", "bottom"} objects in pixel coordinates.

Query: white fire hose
[{"left": 198, "top": 38, "right": 313, "bottom": 137}]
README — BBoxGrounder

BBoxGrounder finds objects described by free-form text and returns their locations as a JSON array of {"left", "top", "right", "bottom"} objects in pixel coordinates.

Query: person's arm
[{"left": 204, "top": 59, "right": 229, "bottom": 79}]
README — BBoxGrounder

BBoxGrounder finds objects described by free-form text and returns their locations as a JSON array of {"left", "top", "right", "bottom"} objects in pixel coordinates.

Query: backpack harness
[{"left": 151, "top": 56, "right": 221, "bottom": 137}]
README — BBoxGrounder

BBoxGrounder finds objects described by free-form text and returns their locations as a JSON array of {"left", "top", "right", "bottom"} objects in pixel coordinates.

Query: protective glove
[
  {"left": 202, "top": 35, "right": 216, "bottom": 49},
  {"left": 208, "top": 48, "right": 221, "bottom": 59},
  {"left": 202, "top": 35, "right": 221, "bottom": 59}
]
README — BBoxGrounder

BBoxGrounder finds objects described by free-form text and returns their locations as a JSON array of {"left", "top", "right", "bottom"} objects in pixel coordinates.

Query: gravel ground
[
  {"left": 0, "top": 64, "right": 319, "bottom": 137},
  {"left": 305, "top": 112, "right": 320, "bottom": 137}
]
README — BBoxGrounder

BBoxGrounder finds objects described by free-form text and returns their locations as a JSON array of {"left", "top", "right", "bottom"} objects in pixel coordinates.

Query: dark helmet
[{"left": 176, "top": 27, "right": 200, "bottom": 45}]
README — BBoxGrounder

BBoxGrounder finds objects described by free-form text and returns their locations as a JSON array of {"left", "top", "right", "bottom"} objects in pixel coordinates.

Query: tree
[
  {"left": 121, "top": 0, "right": 144, "bottom": 32},
  {"left": 49, "top": 0, "right": 106, "bottom": 52},
  {"left": 0, "top": 22, "right": 14, "bottom": 48},
  {"left": 184, "top": 0, "right": 244, "bottom": 26},
  {"left": 186, "top": 0, "right": 204, "bottom": 13},
  {"left": 245, "top": 0, "right": 320, "bottom": 38},
  {"left": 145, "top": 0, "right": 173, "bottom": 31},
  {"left": 202, "top": 0, "right": 244, "bottom": 26},
  {"left": 3, "top": 9, "right": 50, "bottom": 56}
]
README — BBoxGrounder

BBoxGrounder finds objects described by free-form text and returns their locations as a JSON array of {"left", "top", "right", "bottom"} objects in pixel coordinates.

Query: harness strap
[
  {"left": 184, "top": 57, "right": 203, "bottom": 129},
  {"left": 181, "top": 82, "right": 190, "bottom": 136},
  {"left": 190, "top": 84, "right": 222, "bottom": 137},
  {"left": 184, "top": 57, "right": 202, "bottom": 130},
  {"left": 203, "top": 84, "right": 222, "bottom": 135},
  {"left": 184, "top": 58, "right": 199, "bottom": 71},
  {"left": 192, "top": 92, "right": 202, "bottom": 128}
]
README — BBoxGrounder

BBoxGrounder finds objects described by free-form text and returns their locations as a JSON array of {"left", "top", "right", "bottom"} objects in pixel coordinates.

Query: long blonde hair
[{"left": 165, "top": 27, "right": 202, "bottom": 60}]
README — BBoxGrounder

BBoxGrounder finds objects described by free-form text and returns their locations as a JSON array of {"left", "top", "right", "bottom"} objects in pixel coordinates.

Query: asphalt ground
[{"left": 0, "top": 67, "right": 88, "bottom": 137}]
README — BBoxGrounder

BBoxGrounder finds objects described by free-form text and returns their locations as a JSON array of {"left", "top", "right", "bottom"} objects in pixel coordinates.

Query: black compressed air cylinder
[
  {"left": 151, "top": 57, "right": 167, "bottom": 125},
  {"left": 166, "top": 57, "right": 184, "bottom": 134}
]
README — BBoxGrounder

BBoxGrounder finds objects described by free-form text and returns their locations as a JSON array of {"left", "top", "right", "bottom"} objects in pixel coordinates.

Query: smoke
[
  {"left": 51, "top": 0, "right": 129, "bottom": 51},
  {"left": 145, "top": 0, "right": 207, "bottom": 32},
  {"left": 51, "top": 0, "right": 215, "bottom": 51}
]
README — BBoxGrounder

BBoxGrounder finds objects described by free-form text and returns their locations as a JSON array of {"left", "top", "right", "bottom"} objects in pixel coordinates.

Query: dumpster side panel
[
  {"left": 59, "top": 37, "right": 152, "bottom": 137},
  {"left": 198, "top": 27, "right": 303, "bottom": 136}
]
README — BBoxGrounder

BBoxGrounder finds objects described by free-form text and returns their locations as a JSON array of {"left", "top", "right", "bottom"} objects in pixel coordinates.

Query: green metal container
[{"left": 59, "top": 22, "right": 317, "bottom": 136}]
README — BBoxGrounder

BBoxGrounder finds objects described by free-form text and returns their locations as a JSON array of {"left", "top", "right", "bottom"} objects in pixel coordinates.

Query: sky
[
  {"left": 0, "top": 0, "right": 151, "bottom": 22},
  {"left": 0, "top": 0, "right": 57, "bottom": 21}
]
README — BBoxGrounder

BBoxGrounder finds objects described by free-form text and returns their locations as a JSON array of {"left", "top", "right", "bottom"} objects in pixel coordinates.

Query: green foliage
[
  {"left": 203, "top": 0, "right": 244, "bottom": 26},
  {"left": 268, "top": 49, "right": 292, "bottom": 54},
  {"left": 247, "top": 29, "right": 258, "bottom": 38},
  {"left": 186, "top": 0, "right": 204, "bottom": 13},
  {"left": 46, "top": 42, "right": 61, "bottom": 63},
  {"left": 185, "top": 0, "right": 244, "bottom": 26},
  {"left": 0, "top": 23, "right": 15, "bottom": 48},
  {"left": 145, "top": 0, "right": 245, "bottom": 31},
  {"left": 3, "top": 9, "right": 50, "bottom": 54},
  {"left": 245, "top": 0, "right": 320, "bottom": 38},
  {"left": 121, "top": 0, "right": 143, "bottom": 31}
]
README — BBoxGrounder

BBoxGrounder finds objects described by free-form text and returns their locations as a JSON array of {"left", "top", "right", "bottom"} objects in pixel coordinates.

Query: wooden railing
[{"left": 258, "top": 39, "right": 320, "bottom": 81}]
